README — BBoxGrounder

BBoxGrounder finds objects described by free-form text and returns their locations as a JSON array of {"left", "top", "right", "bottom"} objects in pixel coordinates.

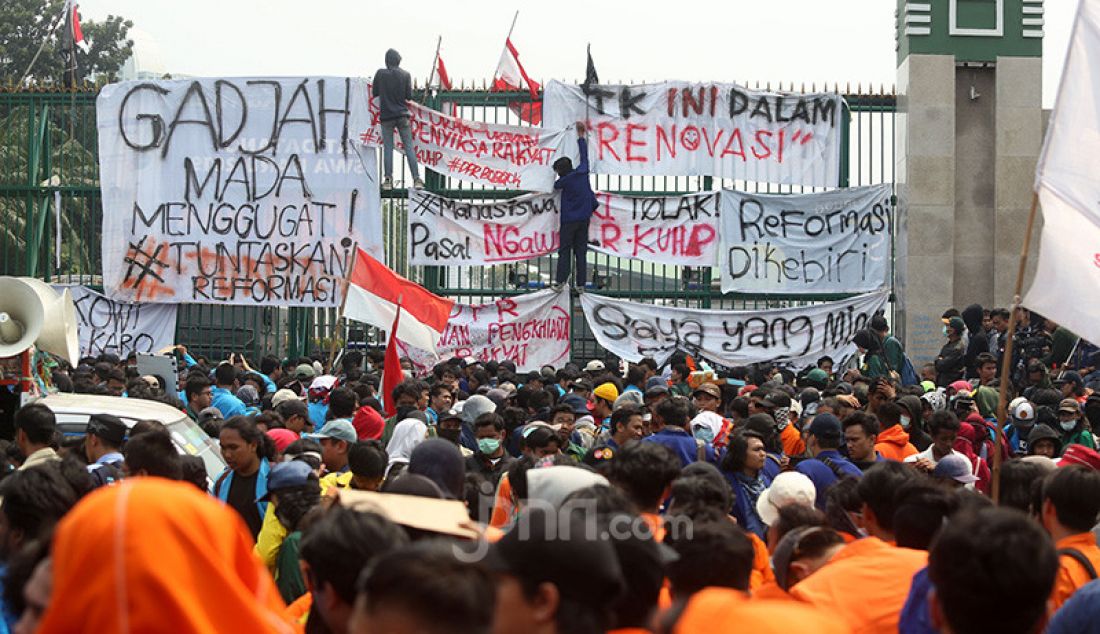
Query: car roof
[{"left": 36, "top": 393, "right": 187, "bottom": 427}]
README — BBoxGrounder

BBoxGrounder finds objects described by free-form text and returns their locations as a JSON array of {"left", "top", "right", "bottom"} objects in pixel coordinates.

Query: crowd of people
[{"left": 1, "top": 304, "right": 1099, "bottom": 633}]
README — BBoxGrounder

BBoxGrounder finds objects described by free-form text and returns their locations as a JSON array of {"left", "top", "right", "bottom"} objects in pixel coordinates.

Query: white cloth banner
[
  {"left": 361, "top": 100, "right": 576, "bottom": 191},
  {"left": 97, "top": 77, "right": 383, "bottom": 307},
  {"left": 400, "top": 288, "right": 571, "bottom": 373},
  {"left": 543, "top": 80, "right": 844, "bottom": 187},
  {"left": 1023, "top": 2, "right": 1100, "bottom": 347},
  {"left": 407, "top": 188, "right": 560, "bottom": 265},
  {"left": 590, "top": 191, "right": 720, "bottom": 266},
  {"left": 579, "top": 291, "right": 889, "bottom": 367},
  {"left": 54, "top": 285, "right": 178, "bottom": 358},
  {"left": 719, "top": 184, "right": 893, "bottom": 294}
]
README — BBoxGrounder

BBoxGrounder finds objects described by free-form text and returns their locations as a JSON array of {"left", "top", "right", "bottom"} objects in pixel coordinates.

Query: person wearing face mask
[
  {"left": 466, "top": 412, "right": 514, "bottom": 486},
  {"left": 691, "top": 383, "right": 732, "bottom": 450},
  {"left": 897, "top": 394, "right": 933, "bottom": 452},
  {"left": 436, "top": 408, "right": 473, "bottom": 457},
  {"left": 1056, "top": 399, "right": 1096, "bottom": 451},
  {"left": 1004, "top": 398, "right": 1037, "bottom": 456},
  {"left": 873, "top": 401, "right": 917, "bottom": 461}
]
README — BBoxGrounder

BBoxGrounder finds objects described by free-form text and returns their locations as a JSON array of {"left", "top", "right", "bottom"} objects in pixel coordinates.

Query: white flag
[{"left": 1023, "top": 0, "right": 1100, "bottom": 345}]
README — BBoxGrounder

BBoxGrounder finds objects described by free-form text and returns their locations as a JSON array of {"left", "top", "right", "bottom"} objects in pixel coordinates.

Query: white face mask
[
  {"left": 1061, "top": 420, "right": 1078, "bottom": 432},
  {"left": 900, "top": 415, "right": 911, "bottom": 430}
]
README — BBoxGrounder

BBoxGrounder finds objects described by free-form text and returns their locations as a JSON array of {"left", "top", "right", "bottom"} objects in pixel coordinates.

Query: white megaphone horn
[
  {"left": 17, "top": 278, "right": 80, "bottom": 367},
  {"left": 0, "top": 278, "right": 45, "bottom": 359}
]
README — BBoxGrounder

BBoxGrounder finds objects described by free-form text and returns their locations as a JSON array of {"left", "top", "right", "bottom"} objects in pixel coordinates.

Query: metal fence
[{"left": 0, "top": 82, "right": 896, "bottom": 365}]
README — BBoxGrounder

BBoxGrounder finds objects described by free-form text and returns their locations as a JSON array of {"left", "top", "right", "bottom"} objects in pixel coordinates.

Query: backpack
[
  {"left": 1058, "top": 548, "right": 1099, "bottom": 580},
  {"left": 89, "top": 459, "right": 125, "bottom": 488},
  {"left": 882, "top": 335, "right": 920, "bottom": 386}
]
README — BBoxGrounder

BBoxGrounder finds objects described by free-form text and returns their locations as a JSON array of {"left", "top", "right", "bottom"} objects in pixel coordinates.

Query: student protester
[
  {"left": 897, "top": 394, "right": 933, "bottom": 452},
  {"left": 183, "top": 375, "right": 213, "bottom": 421},
  {"left": 350, "top": 543, "right": 495, "bottom": 634},
  {"left": 211, "top": 363, "right": 248, "bottom": 418},
  {"left": 1056, "top": 399, "right": 1096, "bottom": 451},
  {"left": 466, "top": 412, "right": 516, "bottom": 486},
  {"left": 36, "top": 478, "right": 292, "bottom": 633},
  {"left": 873, "top": 401, "right": 918, "bottom": 461},
  {"left": 552, "top": 122, "right": 598, "bottom": 289},
  {"left": 298, "top": 506, "right": 410, "bottom": 634},
  {"left": 795, "top": 414, "right": 862, "bottom": 509},
  {"left": 1040, "top": 465, "right": 1100, "bottom": 609},
  {"left": 585, "top": 405, "right": 646, "bottom": 465},
  {"left": 373, "top": 49, "right": 423, "bottom": 190},
  {"left": 258, "top": 461, "right": 321, "bottom": 604},
  {"left": 407, "top": 438, "right": 467, "bottom": 500},
  {"left": 13, "top": 404, "right": 59, "bottom": 470},
  {"left": 385, "top": 417, "right": 429, "bottom": 479},
  {"left": 1027, "top": 423, "right": 1062, "bottom": 459},
  {"left": 855, "top": 461, "right": 916, "bottom": 543},
  {"left": 643, "top": 396, "right": 715, "bottom": 466},
  {"left": 665, "top": 519, "right": 756, "bottom": 600},
  {"left": 123, "top": 428, "right": 183, "bottom": 480},
  {"left": 216, "top": 416, "right": 276, "bottom": 539},
  {"left": 346, "top": 441, "right": 387, "bottom": 492},
  {"left": 905, "top": 411, "right": 966, "bottom": 471},
  {"left": 720, "top": 430, "right": 771, "bottom": 539},
  {"left": 437, "top": 408, "right": 474, "bottom": 457},
  {"left": 843, "top": 412, "right": 885, "bottom": 471},
  {"left": 606, "top": 442, "right": 681, "bottom": 540}
]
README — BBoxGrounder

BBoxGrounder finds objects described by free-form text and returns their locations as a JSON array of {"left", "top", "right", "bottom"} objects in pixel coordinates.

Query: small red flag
[
  {"left": 382, "top": 306, "right": 405, "bottom": 418},
  {"left": 492, "top": 38, "right": 542, "bottom": 125}
]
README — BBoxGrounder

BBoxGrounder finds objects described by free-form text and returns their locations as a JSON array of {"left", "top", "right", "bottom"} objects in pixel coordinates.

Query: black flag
[{"left": 582, "top": 44, "right": 599, "bottom": 94}]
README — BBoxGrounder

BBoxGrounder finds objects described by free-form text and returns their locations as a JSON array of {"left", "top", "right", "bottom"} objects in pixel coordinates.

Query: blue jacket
[
  {"left": 211, "top": 386, "right": 248, "bottom": 419},
  {"left": 726, "top": 471, "right": 772, "bottom": 540},
  {"left": 795, "top": 450, "right": 862, "bottom": 509},
  {"left": 898, "top": 567, "right": 936, "bottom": 634},
  {"left": 643, "top": 427, "right": 715, "bottom": 467},
  {"left": 308, "top": 402, "right": 329, "bottom": 429},
  {"left": 554, "top": 137, "right": 598, "bottom": 224},
  {"left": 215, "top": 457, "right": 271, "bottom": 520}
]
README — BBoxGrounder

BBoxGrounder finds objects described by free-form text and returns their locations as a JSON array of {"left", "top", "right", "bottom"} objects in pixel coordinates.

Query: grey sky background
[{"left": 84, "top": 0, "right": 1074, "bottom": 107}]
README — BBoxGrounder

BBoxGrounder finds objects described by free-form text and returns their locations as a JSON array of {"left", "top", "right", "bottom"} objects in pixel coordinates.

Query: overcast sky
[{"left": 83, "top": 0, "right": 1074, "bottom": 107}]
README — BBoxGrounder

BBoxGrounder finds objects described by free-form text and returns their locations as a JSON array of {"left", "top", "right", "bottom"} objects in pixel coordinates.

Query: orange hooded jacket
[
  {"left": 675, "top": 587, "right": 851, "bottom": 633},
  {"left": 37, "top": 478, "right": 294, "bottom": 634},
  {"left": 874, "top": 425, "right": 918, "bottom": 462}
]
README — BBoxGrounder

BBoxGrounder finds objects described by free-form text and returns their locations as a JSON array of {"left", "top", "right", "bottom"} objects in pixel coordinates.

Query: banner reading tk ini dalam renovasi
[
  {"left": 401, "top": 287, "right": 571, "bottom": 373},
  {"left": 543, "top": 80, "right": 844, "bottom": 187},
  {"left": 580, "top": 290, "right": 889, "bottom": 368},
  {"left": 407, "top": 189, "right": 560, "bottom": 266},
  {"left": 97, "top": 77, "right": 383, "bottom": 307},
  {"left": 719, "top": 184, "right": 893, "bottom": 294}
]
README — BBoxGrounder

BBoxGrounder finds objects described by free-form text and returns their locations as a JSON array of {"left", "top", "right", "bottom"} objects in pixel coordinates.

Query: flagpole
[
  {"left": 422, "top": 35, "right": 442, "bottom": 103},
  {"left": 330, "top": 249, "right": 360, "bottom": 373},
  {"left": 506, "top": 10, "right": 519, "bottom": 42},
  {"left": 17, "top": 2, "right": 68, "bottom": 86},
  {"left": 991, "top": 189, "right": 1040, "bottom": 503}
]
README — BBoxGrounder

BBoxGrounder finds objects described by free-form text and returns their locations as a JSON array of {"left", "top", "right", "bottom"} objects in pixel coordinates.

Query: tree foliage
[{"left": 0, "top": 0, "right": 134, "bottom": 86}]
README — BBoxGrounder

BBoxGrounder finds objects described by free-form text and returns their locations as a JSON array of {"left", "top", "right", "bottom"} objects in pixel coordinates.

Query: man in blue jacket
[{"left": 552, "top": 122, "right": 597, "bottom": 289}]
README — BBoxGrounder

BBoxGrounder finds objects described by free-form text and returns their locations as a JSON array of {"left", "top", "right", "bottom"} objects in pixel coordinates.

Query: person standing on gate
[
  {"left": 373, "top": 49, "right": 424, "bottom": 190},
  {"left": 552, "top": 122, "right": 598, "bottom": 290}
]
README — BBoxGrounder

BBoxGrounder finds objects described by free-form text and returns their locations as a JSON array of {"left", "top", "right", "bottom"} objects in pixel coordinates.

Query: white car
[{"left": 38, "top": 393, "right": 226, "bottom": 484}]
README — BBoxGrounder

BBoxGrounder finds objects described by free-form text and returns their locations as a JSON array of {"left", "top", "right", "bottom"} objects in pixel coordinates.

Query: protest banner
[
  {"left": 97, "top": 77, "right": 383, "bottom": 307},
  {"left": 360, "top": 100, "right": 575, "bottom": 191},
  {"left": 543, "top": 80, "right": 844, "bottom": 187},
  {"left": 407, "top": 189, "right": 559, "bottom": 265},
  {"left": 590, "top": 191, "right": 720, "bottom": 266},
  {"left": 400, "top": 287, "right": 570, "bottom": 373},
  {"left": 719, "top": 184, "right": 893, "bottom": 294},
  {"left": 579, "top": 291, "right": 888, "bottom": 367},
  {"left": 54, "top": 285, "right": 178, "bottom": 358}
]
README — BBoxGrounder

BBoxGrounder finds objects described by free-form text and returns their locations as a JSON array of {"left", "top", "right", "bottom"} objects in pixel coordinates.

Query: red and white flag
[
  {"left": 434, "top": 55, "right": 453, "bottom": 90},
  {"left": 67, "top": 0, "right": 89, "bottom": 53},
  {"left": 381, "top": 307, "right": 406, "bottom": 417},
  {"left": 492, "top": 38, "right": 542, "bottom": 125},
  {"left": 342, "top": 248, "right": 454, "bottom": 353}
]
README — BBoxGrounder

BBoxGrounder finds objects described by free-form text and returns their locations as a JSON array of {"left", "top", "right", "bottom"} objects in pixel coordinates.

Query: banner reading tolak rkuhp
[
  {"left": 407, "top": 189, "right": 559, "bottom": 265},
  {"left": 579, "top": 291, "right": 888, "bottom": 367},
  {"left": 97, "top": 77, "right": 383, "bottom": 306},
  {"left": 719, "top": 184, "right": 893, "bottom": 294},
  {"left": 399, "top": 287, "right": 571, "bottom": 373},
  {"left": 542, "top": 81, "right": 844, "bottom": 187},
  {"left": 361, "top": 100, "right": 576, "bottom": 191},
  {"left": 589, "top": 191, "right": 720, "bottom": 266}
]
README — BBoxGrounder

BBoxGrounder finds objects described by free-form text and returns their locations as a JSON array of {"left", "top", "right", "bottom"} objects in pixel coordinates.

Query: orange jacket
[
  {"left": 874, "top": 425, "right": 918, "bottom": 461},
  {"left": 781, "top": 424, "right": 806, "bottom": 457},
  {"left": 37, "top": 478, "right": 294, "bottom": 634},
  {"left": 748, "top": 532, "right": 775, "bottom": 591},
  {"left": 1051, "top": 533, "right": 1100, "bottom": 609},
  {"left": 489, "top": 472, "right": 515, "bottom": 528},
  {"left": 790, "top": 537, "right": 927, "bottom": 634},
  {"left": 674, "top": 587, "right": 851, "bottom": 633}
]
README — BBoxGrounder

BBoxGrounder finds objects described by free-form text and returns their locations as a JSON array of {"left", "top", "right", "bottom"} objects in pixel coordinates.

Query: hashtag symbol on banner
[
  {"left": 410, "top": 193, "right": 437, "bottom": 217},
  {"left": 446, "top": 156, "right": 464, "bottom": 172},
  {"left": 122, "top": 236, "right": 170, "bottom": 288}
]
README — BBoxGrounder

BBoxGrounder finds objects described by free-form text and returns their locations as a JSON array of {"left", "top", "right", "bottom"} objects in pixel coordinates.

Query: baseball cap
[
  {"left": 584, "top": 360, "right": 606, "bottom": 373},
  {"left": 920, "top": 380, "right": 936, "bottom": 393},
  {"left": 645, "top": 376, "right": 667, "bottom": 391},
  {"left": 755, "top": 472, "right": 817, "bottom": 526},
  {"left": 693, "top": 383, "right": 721, "bottom": 399},
  {"left": 294, "top": 363, "right": 316, "bottom": 381},
  {"left": 807, "top": 413, "right": 842, "bottom": 441},
  {"left": 592, "top": 382, "right": 620, "bottom": 403},
  {"left": 1058, "top": 398, "right": 1081, "bottom": 414},
  {"left": 196, "top": 407, "right": 224, "bottom": 426},
  {"left": 438, "top": 408, "right": 463, "bottom": 422},
  {"left": 483, "top": 507, "right": 625, "bottom": 604},
  {"left": 271, "top": 388, "right": 303, "bottom": 408},
  {"left": 304, "top": 419, "right": 357, "bottom": 444},
  {"left": 561, "top": 394, "right": 590, "bottom": 416},
  {"left": 258, "top": 460, "right": 313, "bottom": 501},
  {"left": 1055, "top": 371, "right": 1084, "bottom": 387},
  {"left": 804, "top": 368, "right": 829, "bottom": 387},
  {"left": 266, "top": 428, "right": 299, "bottom": 453},
  {"left": 1012, "top": 401, "right": 1036, "bottom": 424},
  {"left": 570, "top": 377, "right": 594, "bottom": 392},
  {"left": 86, "top": 413, "right": 127, "bottom": 446},
  {"left": 932, "top": 453, "right": 979, "bottom": 484},
  {"left": 947, "top": 316, "right": 966, "bottom": 334},
  {"left": 644, "top": 384, "right": 670, "bottom": 399},
  {"left": 1058, "top": 445, "right": 1100, "bottom": 471}
]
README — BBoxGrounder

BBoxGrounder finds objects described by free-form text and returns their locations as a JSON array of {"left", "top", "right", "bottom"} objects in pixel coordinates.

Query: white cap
[
  {"left": 271, "top": 388, "right": 303, "bottom": 408},
  {"left": 1012, "top": 401, "right": 1036, "bottom": 423},
  {"left": 584, "top": 360, "right": 606, "bottom": 373},
  {"left": 755, "top": 472, "right": 817, "bottom": 526}
]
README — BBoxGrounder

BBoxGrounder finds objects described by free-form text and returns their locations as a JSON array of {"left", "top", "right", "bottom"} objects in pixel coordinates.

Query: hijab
[{"left": 386, "top": 418, "right": 428, "bottom": 477}]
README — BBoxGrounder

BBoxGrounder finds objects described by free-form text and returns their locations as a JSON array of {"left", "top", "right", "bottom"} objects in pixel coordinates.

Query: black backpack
[
  {"left": 1059, "top": 548, "right": 1099, "bottom": 580},
  {"left": 89, "top": 459, "right": 125, "bottom": 488}
]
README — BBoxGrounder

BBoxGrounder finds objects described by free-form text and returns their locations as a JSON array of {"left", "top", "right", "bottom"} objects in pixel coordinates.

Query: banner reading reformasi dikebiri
[
  {"left": 97, "top": 77, "right": 383, "bottom": 307},
  {"left": 399, "top": 287, "right": 571, "bottom": 373},
  {"left": 718, "top": 184, "right": 893, "bottom": 294},
  {"left": 542, "top": 80, "right": 845, "bottom": 187},
  {"left": 579, "top": 291, "right": 889, "bottom": 367},
  {"left": 361, "top": 100, "right": 576, "bottom": 191}
]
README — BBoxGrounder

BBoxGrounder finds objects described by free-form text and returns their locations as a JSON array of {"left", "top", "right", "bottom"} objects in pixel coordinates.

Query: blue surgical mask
[
  {"left": 477, "top": 438, "right": 502, "bottom": 455},
  {"left": 900, "top": 415, "right": 911, "bottom": 430},
  {"left": 693, "top": 426, "right": 715, "bottom": 444}
]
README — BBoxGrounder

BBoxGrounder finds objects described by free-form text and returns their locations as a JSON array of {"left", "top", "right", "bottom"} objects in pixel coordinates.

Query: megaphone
[
  {"left": 17, "top": 278, "right": 80, "bottom": 367},
  {"left": 0, "top": 278, "right": 44, "bottom": 359}
]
